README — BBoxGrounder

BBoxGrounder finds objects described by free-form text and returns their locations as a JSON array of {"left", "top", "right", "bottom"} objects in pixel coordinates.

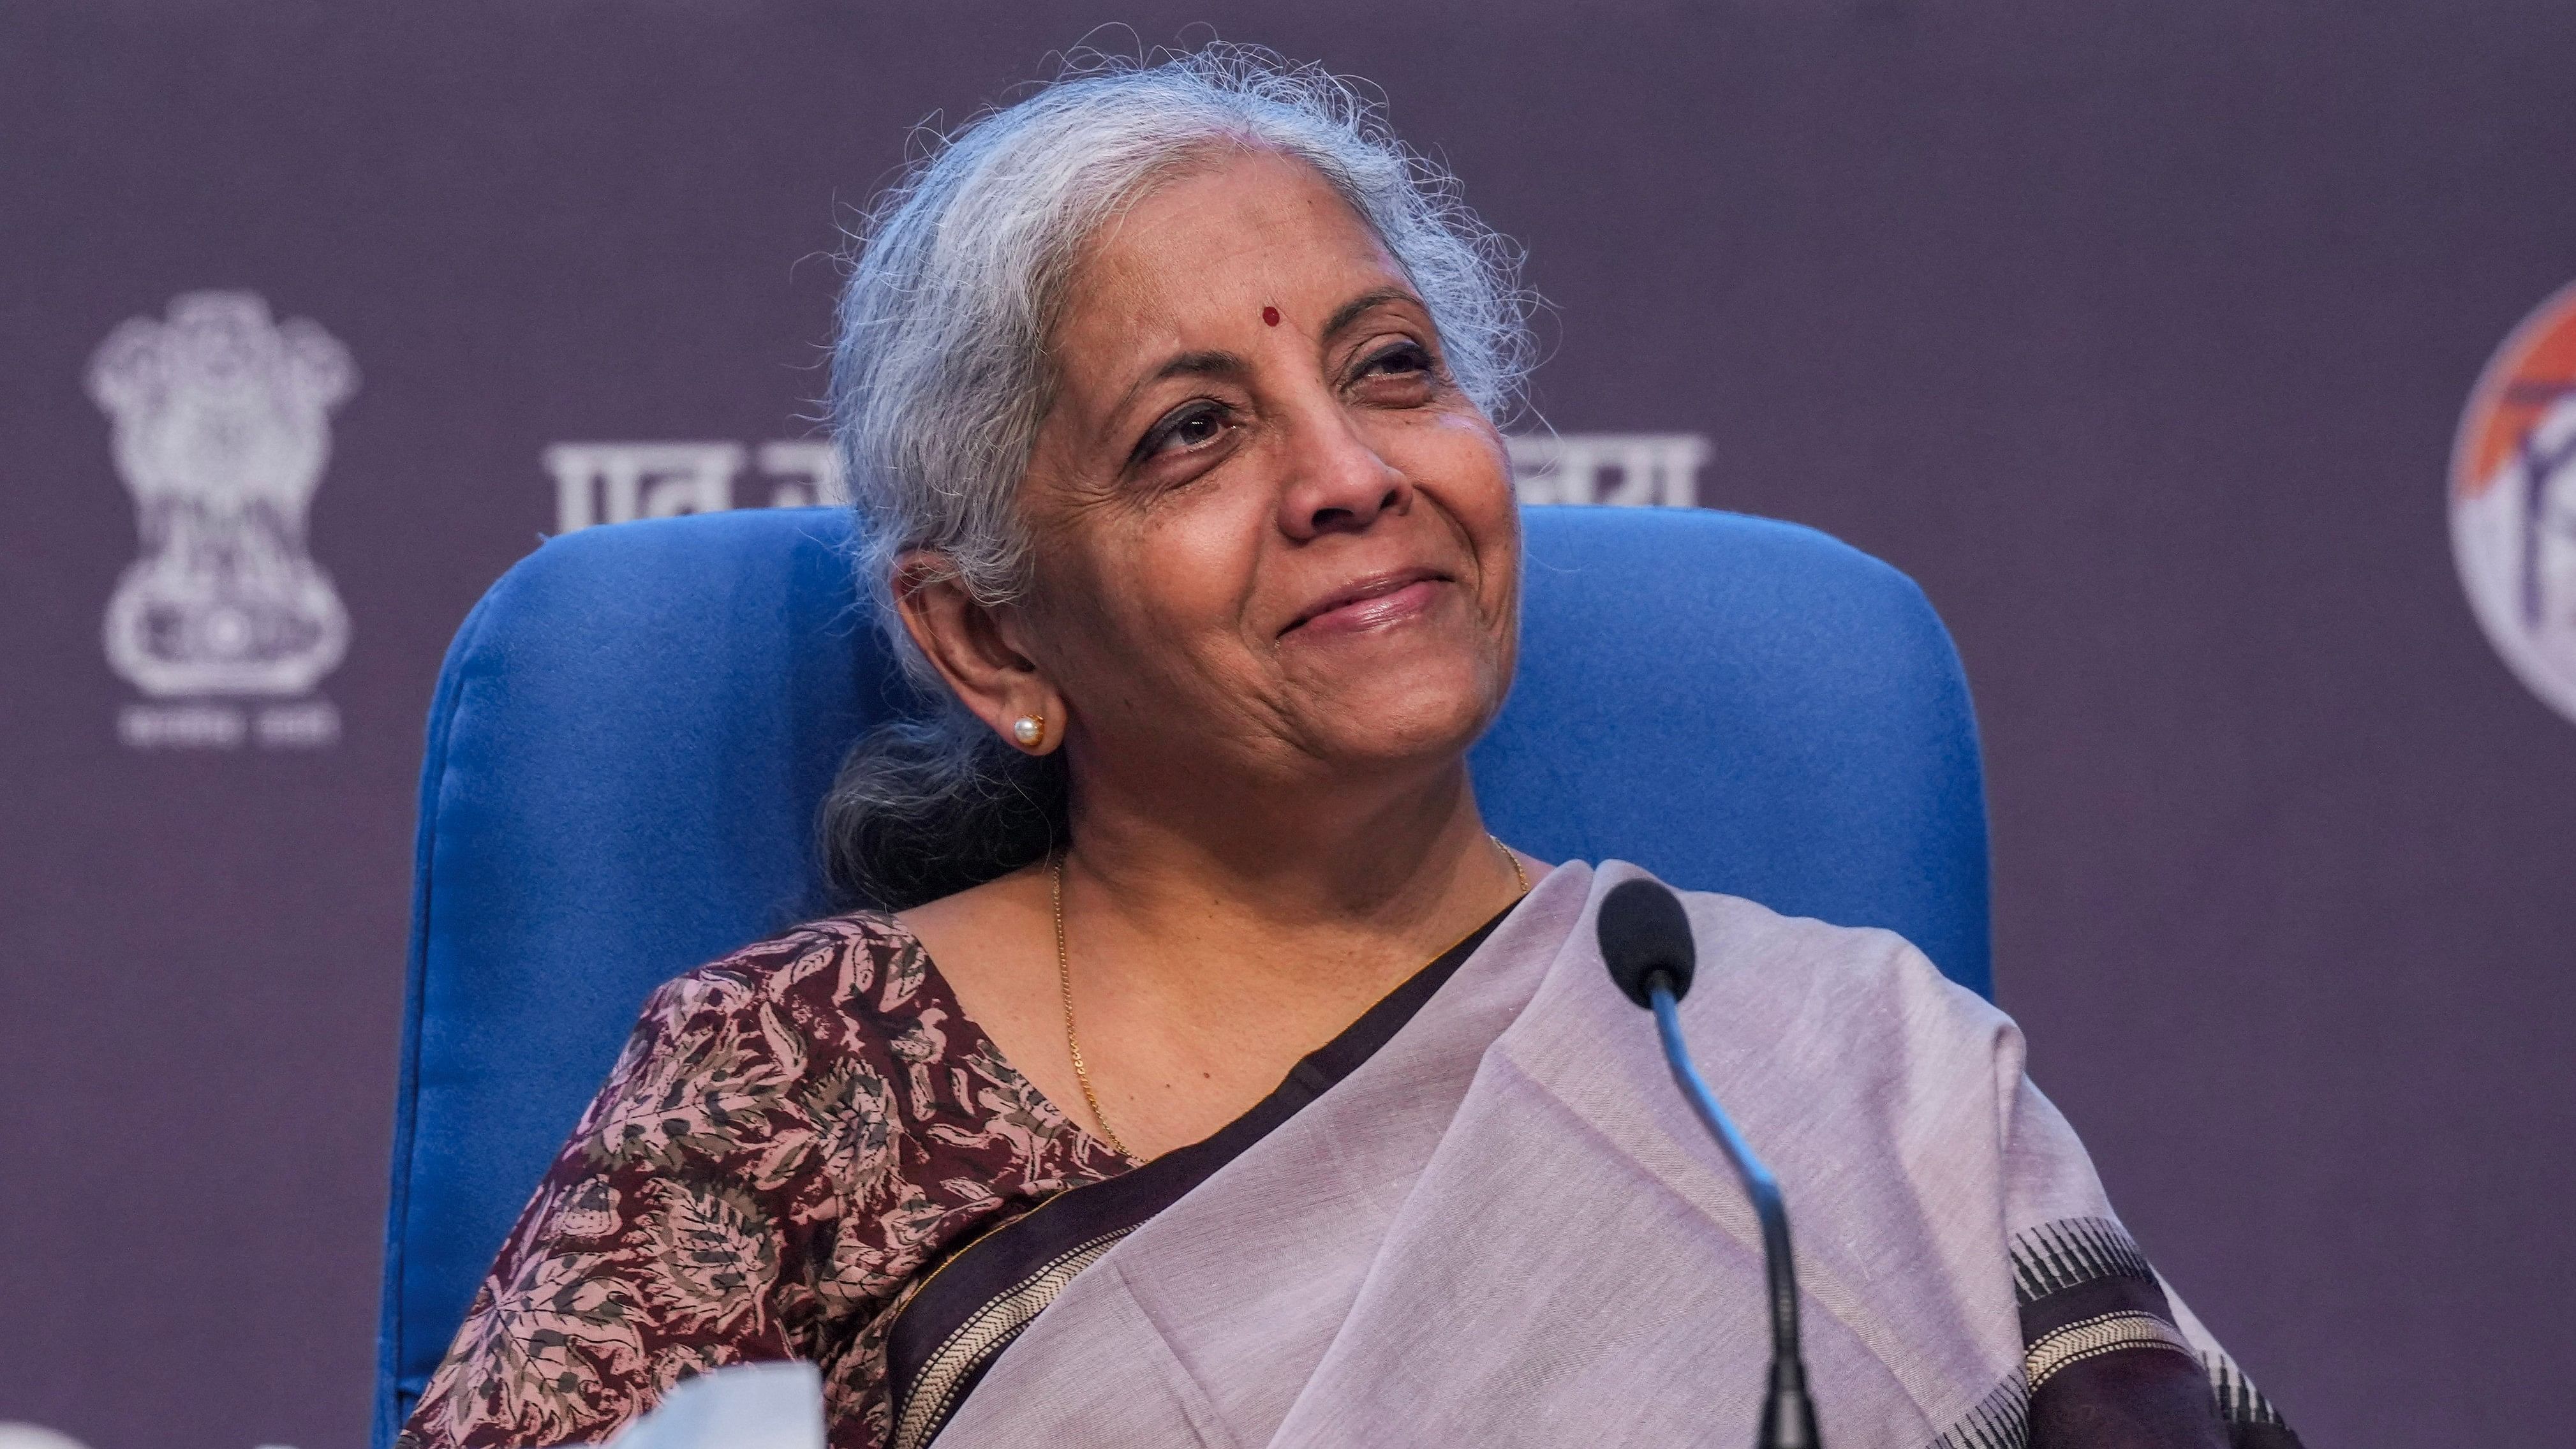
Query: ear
[{"left": 891, "top": 550, "right": 1066, "bottom": 755}]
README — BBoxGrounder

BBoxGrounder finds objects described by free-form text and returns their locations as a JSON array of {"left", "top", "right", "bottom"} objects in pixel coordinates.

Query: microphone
[{"left": 1598, "top": 879, "right": 1822, "bottom": 1449}]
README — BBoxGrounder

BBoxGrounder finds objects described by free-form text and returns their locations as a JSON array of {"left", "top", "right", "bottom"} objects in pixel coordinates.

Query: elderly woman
[{"left": 401, "top": 48, "right": 2299, "bottom": 1449}]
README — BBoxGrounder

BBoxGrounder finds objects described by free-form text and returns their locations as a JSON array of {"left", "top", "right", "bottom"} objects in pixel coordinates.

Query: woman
[{"left": 401, "top": 47, "right": 2300, "bottom": 1449}]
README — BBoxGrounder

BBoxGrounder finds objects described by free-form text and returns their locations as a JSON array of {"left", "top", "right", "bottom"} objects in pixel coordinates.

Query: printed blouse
[{"left": 395, "top": 913, "right": 1133, "bottom": 1449}]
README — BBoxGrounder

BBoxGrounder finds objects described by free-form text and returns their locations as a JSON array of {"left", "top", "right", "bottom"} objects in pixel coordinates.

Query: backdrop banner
[{"left": 4, "top": 5, "right": 2572, "bottom": 1448}]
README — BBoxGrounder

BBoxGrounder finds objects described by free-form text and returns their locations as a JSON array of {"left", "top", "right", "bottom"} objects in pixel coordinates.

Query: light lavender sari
[{"left": 931, "top": 862, "right": 2299, "bottom": 1448}]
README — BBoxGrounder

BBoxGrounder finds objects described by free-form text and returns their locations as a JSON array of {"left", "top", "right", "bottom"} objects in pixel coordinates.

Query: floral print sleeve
[{"left": 397, "top": 915, "right": 1129, "bottom": 1449}]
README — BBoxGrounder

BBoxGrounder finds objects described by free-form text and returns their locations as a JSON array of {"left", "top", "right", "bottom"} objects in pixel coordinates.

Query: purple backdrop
[{"left": 6, "top": 3, "right": 2573, "bottom": 1446}]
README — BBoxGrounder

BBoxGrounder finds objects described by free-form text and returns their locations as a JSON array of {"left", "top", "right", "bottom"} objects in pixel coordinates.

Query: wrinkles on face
[{"left": 1004, "top": 149, "right": 1520, "bottom": 792}]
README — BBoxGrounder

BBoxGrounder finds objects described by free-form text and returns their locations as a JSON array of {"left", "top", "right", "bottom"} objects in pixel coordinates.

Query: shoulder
[
  {"left": 637, "top": 912, "right": 939, "bottom": 1027},
  {"left": 1669, "top": 884, "right": 2023, "bottom": 1086},
  {"left": 1634, "top": 885, "right": 2042, "bottom": 1187},
  {"left": 1676, "top": 888, "right": 1997, "bottom": 1019},
  {"left": 596, "top": 912, "right": 957, "bottom": 1103},
  {"left": 573, "top": 913, "right": 959, "bottom": 1158}
]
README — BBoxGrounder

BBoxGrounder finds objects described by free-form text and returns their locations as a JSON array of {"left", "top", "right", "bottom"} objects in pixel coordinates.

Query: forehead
[{"left": 1055, "top": 150, "right": 1410, "bottom": 350}]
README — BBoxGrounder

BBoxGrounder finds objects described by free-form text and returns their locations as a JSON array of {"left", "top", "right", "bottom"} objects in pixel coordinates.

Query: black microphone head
[{"left": 1597, "top": 878, "right": 1696, "bottom": 1008}]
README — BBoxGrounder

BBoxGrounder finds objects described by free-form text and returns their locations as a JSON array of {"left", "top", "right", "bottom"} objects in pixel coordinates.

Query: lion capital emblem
[{"left": 89, "top": 291, "right": 356, "bottom": 697}]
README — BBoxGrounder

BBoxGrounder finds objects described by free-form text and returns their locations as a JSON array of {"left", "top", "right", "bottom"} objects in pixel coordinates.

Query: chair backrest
[{"left": 372, "top": 504, "right": 1990, "bottom": 1445}]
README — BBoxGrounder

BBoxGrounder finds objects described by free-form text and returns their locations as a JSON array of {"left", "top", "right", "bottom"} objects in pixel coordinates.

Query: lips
[{"left": 1284, "top": 568, "right": 1449, "bottom": 637}]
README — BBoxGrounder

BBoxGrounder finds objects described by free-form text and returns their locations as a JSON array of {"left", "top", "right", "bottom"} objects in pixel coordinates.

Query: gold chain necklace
[{"left": 1051, "top": 837, "right": 1530, "bottom": 1159}]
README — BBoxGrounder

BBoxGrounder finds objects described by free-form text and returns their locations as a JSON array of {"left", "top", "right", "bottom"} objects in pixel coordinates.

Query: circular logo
[{"left": 2453, "top": 279, "right": 2576, "bottom": 726}]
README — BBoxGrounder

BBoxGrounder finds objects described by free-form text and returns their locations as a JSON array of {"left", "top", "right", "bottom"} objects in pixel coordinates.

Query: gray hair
[{"left": 819, "top": 44, "right": 1536, "bottom": 910}]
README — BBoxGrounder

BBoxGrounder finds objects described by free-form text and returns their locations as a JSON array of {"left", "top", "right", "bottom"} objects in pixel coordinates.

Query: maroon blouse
[{"left": 396, "top": 913, "right": 1132, "bottom": 1449}]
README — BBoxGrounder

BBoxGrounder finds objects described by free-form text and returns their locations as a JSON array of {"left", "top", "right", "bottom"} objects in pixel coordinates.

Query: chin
[{"left": 1306, "top": 658, "right": 1504, "bottom": 771}]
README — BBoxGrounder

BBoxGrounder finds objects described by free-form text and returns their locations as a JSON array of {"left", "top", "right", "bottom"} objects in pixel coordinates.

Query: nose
[{"left": 1275, "top": 412, "right": 1414, "bottom": 541}]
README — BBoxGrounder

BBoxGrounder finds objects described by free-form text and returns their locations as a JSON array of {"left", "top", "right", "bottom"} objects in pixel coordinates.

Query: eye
[
  {"left": 1133, "top": 400, "right": 1232, "bottom": 465},
  {"left": 1357, "top": 340, "right": 1435, "bottom": 378}
]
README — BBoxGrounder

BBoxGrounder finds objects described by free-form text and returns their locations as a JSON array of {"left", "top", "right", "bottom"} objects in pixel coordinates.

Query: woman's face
[{"left": 994, "top": 149, "right": 1521, "bottom": 797}]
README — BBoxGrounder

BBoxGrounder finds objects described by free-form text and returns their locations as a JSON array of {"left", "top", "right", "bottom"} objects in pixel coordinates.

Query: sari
[
  {"left": 908, "top": 862, "right": 2299, "bottom": 1448},
  {"left": 882, "top": 905, "right": 1512, "bottom": 1447}
]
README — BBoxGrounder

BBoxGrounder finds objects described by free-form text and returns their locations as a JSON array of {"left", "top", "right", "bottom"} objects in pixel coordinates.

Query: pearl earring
[{"left": 1011, "top": 713, "right": 1046, "bottom": 748}]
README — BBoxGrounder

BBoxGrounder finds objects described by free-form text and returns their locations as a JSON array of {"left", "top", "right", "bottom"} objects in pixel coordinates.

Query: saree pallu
[
  {"left": 882, "top": 904, "right": 1512, "bottom": 1448},
  {"left": 908, "top": 862, "right": 2300, "bottom": 1449}
]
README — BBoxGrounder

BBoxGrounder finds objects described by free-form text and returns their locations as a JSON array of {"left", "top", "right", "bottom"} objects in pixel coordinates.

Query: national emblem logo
[{"left": 89, "top": 292, "right": 355, "bottom": 704}]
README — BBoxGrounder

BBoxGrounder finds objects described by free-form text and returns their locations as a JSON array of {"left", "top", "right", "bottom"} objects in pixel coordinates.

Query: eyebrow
[
  {"left": 1109, "top": 349, "right": 1248, "bottom": 429},
  {"left": 1321, "top": 286, "right": 1420, "bottom": 341},
  {"left": 1153, "top": 350, "right": 1246, "bottom": 384}
]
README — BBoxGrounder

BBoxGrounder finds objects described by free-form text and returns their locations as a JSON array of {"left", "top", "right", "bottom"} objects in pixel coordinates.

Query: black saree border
[
  {"left": 1996, "top": 1217, "right": 2306, "bottom": 1449},
  {"left": 882, "top": 899, "right": 1519, "bottom": 1449}
]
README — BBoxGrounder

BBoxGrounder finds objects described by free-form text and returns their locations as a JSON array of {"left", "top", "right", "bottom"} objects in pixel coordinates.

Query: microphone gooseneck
[{"left": 1597, "top": 880, "right": 1823, "bottom": 1449}]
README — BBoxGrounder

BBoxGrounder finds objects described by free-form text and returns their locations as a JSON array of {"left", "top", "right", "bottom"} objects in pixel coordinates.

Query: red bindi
[{"left": 1262, "top": 305, "right": 1281, "bottom": 327}]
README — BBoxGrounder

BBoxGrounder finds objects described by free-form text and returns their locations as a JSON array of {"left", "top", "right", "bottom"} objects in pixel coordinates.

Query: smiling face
[{"left": 901, "top": 147, "right": 1521, "bottom": 808}]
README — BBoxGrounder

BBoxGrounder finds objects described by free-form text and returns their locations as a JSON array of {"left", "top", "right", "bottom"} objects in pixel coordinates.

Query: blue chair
[{"left": 371, "top": 504, "right": 1990, "bottom": 1445}]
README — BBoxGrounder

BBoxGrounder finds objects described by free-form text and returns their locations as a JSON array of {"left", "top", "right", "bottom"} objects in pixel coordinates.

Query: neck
[{"left": 1058, "top": 752, "right": 1520, "bottom": 992}]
